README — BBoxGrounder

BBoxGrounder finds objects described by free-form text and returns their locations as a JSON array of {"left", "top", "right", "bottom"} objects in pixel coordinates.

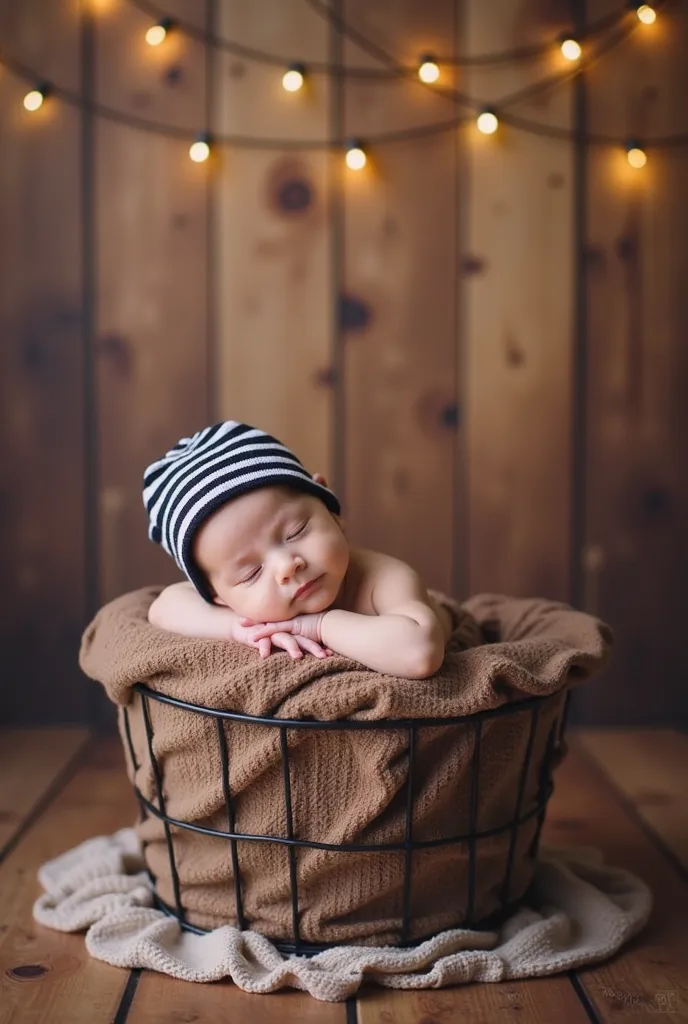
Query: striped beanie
[{"left": 143, "top": 421, "right": 341, "bottom": 602}]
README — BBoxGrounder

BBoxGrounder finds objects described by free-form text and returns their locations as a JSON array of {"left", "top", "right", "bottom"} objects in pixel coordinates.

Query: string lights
[
  {"left": 23, "top": 83, "right": 49, "bottom": 112},
  {"left": 188, "top": 132, "right": 211, "bottom": 162},
  {"left": 635, "top": 4, "right": 657, "bottom": 24},
  {"left": 345, "top": 140, "right": 367, "bottom": 170},
  {"left": 0, "top": 0, "right": 681, "bottom": 169},
  {"left": 145, "top": 17, "right": 174, "bottom": 47},
  {"left": 626, "top": 139, "right": 648, "bottom": 167},
  {"left": 476, "top": 109, "right": 499, "bottom": 135},
  {"left": 418, "top": 56, "right": 440, "bottom": 83},
  {"left": 282, "top": 63, "right": 305, "bottom": 92},
  {"left": 560, "top": 36, "right": 583, "bottom": 61}
]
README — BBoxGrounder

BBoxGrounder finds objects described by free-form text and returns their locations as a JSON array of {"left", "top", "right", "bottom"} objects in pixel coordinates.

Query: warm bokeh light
[
  {"left": 476, "top": 110, "right": 498, "bottom": 134},
  {"left": 282, "top": 66, "right": 305, "bottom": 92},
  {"left": 189, "top": 138, "right": 210, "bottom": 162},
  {"left": 146, "top": 22, "right": 168, "bottom": 47},
  {"left": 636, "top": 4, "right": 656, "bottom": 24},
  {"left": 626, "top": 144, "right": 647, "bottom": 168},
  {"left": 418, "top": 58, "right": 440, "bottom": 84},
  {"left": 345, "top": 144, "right": 366, "bottom": 170},
  {"left": 560, "top": 38, "right": 582, "bottom": 61},
  {"left": 23, "top": 88, "right": 45, "bottom": 112}
]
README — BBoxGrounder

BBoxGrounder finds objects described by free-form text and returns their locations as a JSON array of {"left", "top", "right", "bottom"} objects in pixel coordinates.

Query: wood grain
[
  {"left": 94, "top": 0, "right": 212, "bottom": 605},
  {"left": 0, "top": 1, "right": 89, "bottom": 725},
  {"left": 578, "top": 728, "right": 688, "bottom": 872},
  {"left": 341, "top": 0, "right": 460, "bottom": 596},
  {"left": 214, "top": 0, "right": 334, "bottom": 481},
  {"left": 544, "top": 735, "right": 688, "bottom": 1020},
  {"left": 127, "top": 975, "right": 347, "bottom": 1023},
  {"left": 0, "top": 729, "right": 88, "bottom": 852},
  {"left": 579, "top": 0, "right": 688, "bottom": 724},
  {"left": 0, "top": 737, "right": 137, "bottom": 1024},
  {"left": 461, "top": 0, "right": 575, "bottom": 601}
]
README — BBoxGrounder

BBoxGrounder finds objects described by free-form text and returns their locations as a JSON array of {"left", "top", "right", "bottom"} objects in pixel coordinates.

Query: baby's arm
[
  {"left": 148, "top": 582, "right": 240, "bottom": 640},
  {"left": 148, "top": 582, "right": 331, "bottom": 660},
  {"left": 322, "top": 558, "right": 447, "bottom": 678}
]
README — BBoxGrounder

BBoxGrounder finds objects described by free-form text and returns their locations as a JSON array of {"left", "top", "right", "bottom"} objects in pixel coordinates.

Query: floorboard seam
[
  {"left": 0, "top": 732, "right": 95, "bottom": 866},
  {"left": 113, "top": 968, "right": 141, "bottom": 1024},
  {"left": 345, "top": 995, "right": 358, "bottom": 1023},
  {"left": 569, "top": 970, "right": 602, "bottom": 1023}
]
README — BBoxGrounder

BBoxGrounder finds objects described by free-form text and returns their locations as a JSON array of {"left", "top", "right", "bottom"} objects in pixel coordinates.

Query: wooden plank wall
[{"left": 0, "top": 0, "right": 686, "bottom": 727}]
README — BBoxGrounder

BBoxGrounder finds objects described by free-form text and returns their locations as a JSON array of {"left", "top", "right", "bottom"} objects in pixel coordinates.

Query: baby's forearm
[
  {"left": 148, "top": 583, "right": 238, "bottom": 640},
  {"left": 320, "top": 610, "right": 445, "bottom": 679}
]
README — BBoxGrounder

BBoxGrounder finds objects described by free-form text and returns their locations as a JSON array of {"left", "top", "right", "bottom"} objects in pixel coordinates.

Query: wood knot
[
  {"left": 313, "top": 366, "right": 337, "bottom": 388},
  {"left": 547, "top": 172, "right": 565, "bottom": 189},
  {"left": 461, "top": 255, "right": 487, "bottom": 276},
  {"left": 643, "top": 486, "right": 670, "bottom": 518},
  {"left": 615, "top": 235, "right": 638, "bottom": 262},
  {"left": 8, "top": 964, "right": 49, "bottom": 980},
  {"left": 267, "top": 159, "right": 316, "bottom": 217},
  {"left": 339, "top": 294, "right": 371, "bottom": 332},
  {"left": 97, "top": 333, "right": 132, "bottom": 377},
  {"left": 164, "top": 64, "right": 183, "bottom": 85},
  {"left": 276, "top": 179, "right": 313, "bottom": 213}
]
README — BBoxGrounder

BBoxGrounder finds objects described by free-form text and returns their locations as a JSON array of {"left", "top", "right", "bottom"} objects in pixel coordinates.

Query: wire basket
[{"left": 122, "top": 684, "right": 570, "bottom": 956}]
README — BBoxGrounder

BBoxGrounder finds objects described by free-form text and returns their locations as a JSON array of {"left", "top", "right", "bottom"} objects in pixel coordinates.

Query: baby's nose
[{"left": 277, "top": 553, "right": 305, "bottom": 583}]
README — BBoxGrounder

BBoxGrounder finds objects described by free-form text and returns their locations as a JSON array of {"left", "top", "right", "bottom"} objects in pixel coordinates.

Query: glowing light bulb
[
  {"left": 418, "top": 56, "right": 440, "bottom": 84},
  {"left": 23, "top": 87, "right": 46, "bottom": 112},
  {"left": 636, "top": 4, "right": 656, "bottom": 24},
  {"left": 282, "top": 64, "right": 305, "bottom": 92},
  {"left": 560, "top": 37, "right": 582, "bottom": 61},
  {"left": 626, "top": 141, "right": 647, "bottom": 168},
  {"left": 476, "top": 110, "right": 498, "bottom": 135},
  {"left": 189, "top": 135, "right": 211, "bottom": 163},
  {"left": 146, "top": 19, "right": 173, "bottom": 46},
  {"left": 345, "top": 142, "right": 366, "bottom": 170}
]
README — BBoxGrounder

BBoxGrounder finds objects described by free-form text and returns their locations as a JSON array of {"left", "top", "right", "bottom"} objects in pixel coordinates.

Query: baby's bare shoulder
[{"left": 345, "top": 548, "right": 419, "bottom": 614}]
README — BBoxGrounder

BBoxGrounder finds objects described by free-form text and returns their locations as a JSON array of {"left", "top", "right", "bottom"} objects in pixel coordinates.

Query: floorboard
[
  {"left": 545, "top": 736, "right": 688, "bottom": 1022},
  {"left": 0, "top": 728, "right": 89, "bottom": 854},
  {"left": 0, "top": 737, "right": 138, "bottom": 1024}
]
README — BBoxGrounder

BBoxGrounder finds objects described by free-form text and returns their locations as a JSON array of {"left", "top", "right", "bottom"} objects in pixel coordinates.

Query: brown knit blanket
[{"left": 79, "top": 587, "right": 612, "bottom": 945}]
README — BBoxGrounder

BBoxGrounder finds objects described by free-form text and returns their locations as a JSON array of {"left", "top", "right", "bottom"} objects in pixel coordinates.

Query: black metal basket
[{"left": 123, "top": 684, "right": 570, "bottom": 957}]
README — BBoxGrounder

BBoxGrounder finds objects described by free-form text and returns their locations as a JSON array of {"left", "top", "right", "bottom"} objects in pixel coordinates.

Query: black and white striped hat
[{"left": 143, "top": 421, "right": 341, "bottom": 601}]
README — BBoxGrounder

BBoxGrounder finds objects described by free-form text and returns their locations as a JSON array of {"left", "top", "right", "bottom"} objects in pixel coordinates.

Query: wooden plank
[
  {"left": 127, "top": 976, "right": 347, "bottom": 1023},
  {"left": 578, "top": 728, "right": 688, "bottom": 872},
  {"left": 94, "top": 0, "right": 211, "bottom": 605},
  {"left": 0, "top": 0, "right": 89, "bottom": 725},
  {"left": 544, "top": 735, "right": 688, "bottom": 1019},
  {"left": 579, "top": 0, "right": 688, "bottom": 723},
  {"left": 214, "top": 0, "right": 334, "bottom": 480},
  {"left": 461, "top": 0, "right": 575, "bottom": 601},
  {"left": 0, "top": 729, "right": 89, "bottom": 851},
  {"left": 0, "top": 736, "right": 138, "bottom": 1024},
  {"left": 341, "top": 0, "right": 460, "bottom": 595},
  {"left": 358, "top": 979, "right": 589, "bottom": 1024}
]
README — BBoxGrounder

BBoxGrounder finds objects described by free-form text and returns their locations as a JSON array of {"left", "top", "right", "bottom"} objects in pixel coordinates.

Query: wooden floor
[{"left": 0, "top": 729, "right": 687, "bottom": 1023}]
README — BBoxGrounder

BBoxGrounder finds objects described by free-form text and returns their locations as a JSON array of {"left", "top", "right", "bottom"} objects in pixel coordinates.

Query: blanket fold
[{"left": 79, "top": 588, "right": 612, "bottom": 943}]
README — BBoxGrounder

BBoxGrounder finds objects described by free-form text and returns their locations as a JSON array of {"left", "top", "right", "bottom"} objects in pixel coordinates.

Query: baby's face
[{"left": 193, "top": 485, "right": 350, "bottom": 622}]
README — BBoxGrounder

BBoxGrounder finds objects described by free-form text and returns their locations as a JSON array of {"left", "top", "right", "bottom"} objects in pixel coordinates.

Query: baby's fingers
[
  {"left": 294, "top": 636, "right": 330, "bottom": 659},
  {"left": 257, "top": 637, "right": 272, "bottom": 659},
  {"left": 271, "top": 632, "right": 302, "bottom": 660}
]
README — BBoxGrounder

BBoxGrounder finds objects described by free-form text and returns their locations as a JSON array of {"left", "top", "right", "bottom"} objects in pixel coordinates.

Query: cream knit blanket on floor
[{"left": 33, "top": 829, "right": 651, "bottom": 1003}]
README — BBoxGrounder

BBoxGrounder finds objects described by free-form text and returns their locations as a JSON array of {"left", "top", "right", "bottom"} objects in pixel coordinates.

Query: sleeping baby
[{"left": 143, "top": 420, "right": 454, "bottom": 679}]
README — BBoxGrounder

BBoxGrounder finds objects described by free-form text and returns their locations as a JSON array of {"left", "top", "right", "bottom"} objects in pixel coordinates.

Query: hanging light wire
[
  {"left": 128, "top": 0, "right": 643, "bottom": 72},
  {"left": 0, "top": 0, "right": 685, "bottom": 149}
]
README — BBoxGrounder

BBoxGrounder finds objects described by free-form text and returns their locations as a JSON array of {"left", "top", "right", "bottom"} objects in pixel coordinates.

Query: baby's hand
[{"left": 237, "top": 616, "right": 333, "bottom": 661}]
